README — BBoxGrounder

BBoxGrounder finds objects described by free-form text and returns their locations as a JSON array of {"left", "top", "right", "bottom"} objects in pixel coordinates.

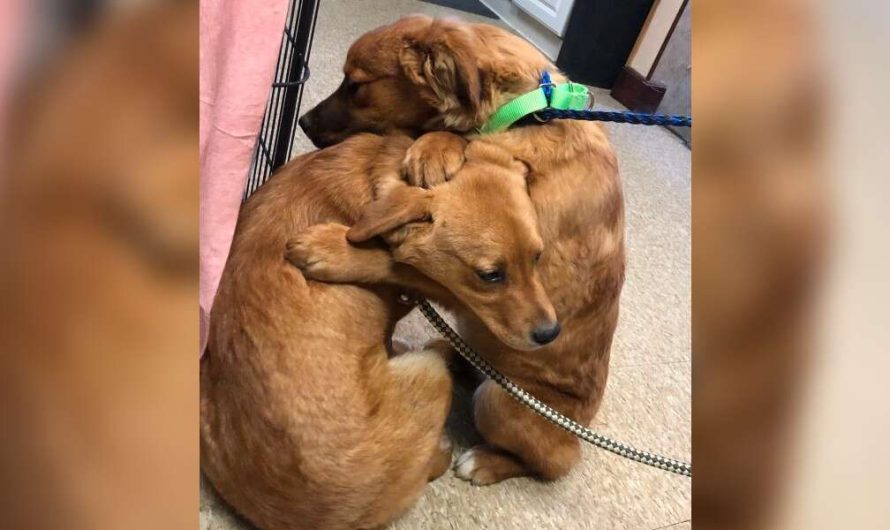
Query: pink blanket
[
  {"left": 0, "top": 0, "right": 25, "bottom": 164},
  {"left": 200, "top": 0, "right": 289, "bottom": 353}
]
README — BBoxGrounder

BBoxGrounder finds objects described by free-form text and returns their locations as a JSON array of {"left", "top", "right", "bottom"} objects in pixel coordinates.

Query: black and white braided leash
[{"left": 414, "top": 298, "right": 692, "bottom": 478}]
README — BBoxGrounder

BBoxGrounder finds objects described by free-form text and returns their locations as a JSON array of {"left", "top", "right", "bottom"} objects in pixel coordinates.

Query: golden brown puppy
[
  {"left": 299, "top": 16, "right": 624, "bottom": 485},
  {"left": 201, "top": 133, "right": 554, "bottom": 530}
]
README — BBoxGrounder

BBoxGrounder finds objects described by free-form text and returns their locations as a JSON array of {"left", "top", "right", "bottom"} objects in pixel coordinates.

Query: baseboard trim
[{"left": 610, "top": 66, "right": 666, "bottom": 113}]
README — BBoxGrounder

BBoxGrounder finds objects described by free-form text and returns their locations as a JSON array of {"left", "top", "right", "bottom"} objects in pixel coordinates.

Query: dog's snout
[
  {"left": 298, "top": 112, "right": 315, "bottom": 135},
  {"left": 531, "top": 321, "right": 561, "bottom": 346}
]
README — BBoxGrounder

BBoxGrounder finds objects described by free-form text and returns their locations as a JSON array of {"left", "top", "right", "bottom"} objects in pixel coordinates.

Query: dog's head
[
  {"left": 299, "top": 15, "right": 554, "bottom": 147},
  {"left": 348, "top": 140, "right": 559, "bottom": 350}
]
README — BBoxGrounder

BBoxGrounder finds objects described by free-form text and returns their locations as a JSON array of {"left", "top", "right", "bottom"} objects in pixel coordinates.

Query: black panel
[{"left": 557, "top": 0, "right": 655, "bottom": 88}]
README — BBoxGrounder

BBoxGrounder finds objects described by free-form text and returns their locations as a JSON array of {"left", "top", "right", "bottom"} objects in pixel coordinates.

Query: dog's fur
[
  {"left": 201, "top": 133, "right": 554, "bottom": 529},
  {"left": 299, "top": 16, "right": 625, "bottom": 484}
]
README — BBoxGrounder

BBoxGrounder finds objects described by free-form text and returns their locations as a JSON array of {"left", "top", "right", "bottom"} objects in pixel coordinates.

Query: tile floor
[{"left": 201, "top": 1, "right": 691, "bottom": 528}]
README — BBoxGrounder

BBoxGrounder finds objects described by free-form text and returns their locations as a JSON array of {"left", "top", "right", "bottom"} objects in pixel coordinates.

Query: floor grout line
[
  {"left": 649, "top": 518, "right": 692, "bottom": 530},
  {"left": 609, "top": 359, "right": 690, "bottom": 370}
]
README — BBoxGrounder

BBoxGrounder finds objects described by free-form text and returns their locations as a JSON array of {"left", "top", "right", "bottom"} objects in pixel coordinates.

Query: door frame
[{"left": 513, "top": 0, "right": 575, "bottom": 37}]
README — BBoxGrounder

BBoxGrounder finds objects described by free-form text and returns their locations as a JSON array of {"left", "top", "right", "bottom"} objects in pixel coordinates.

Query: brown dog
[
  {"left": 201, "top": 132, "right": 554, "bottom": 529},
  {"left": 299, "top": 16, "right": 624, "bottom": 485}
]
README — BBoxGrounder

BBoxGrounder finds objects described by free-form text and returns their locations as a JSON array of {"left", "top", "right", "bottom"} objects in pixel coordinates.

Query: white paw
[{"left": 453, "top": 449, "right": 477, "bottom": 481}]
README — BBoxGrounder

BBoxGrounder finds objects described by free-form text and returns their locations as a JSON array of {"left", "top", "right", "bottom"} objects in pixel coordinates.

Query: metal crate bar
[{"left": 244, "top": 0, "right": 320, "bottom": 201}]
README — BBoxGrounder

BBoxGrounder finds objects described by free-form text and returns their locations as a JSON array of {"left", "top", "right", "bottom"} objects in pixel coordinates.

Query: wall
[
  {"left": 626, "top": 0, "right": 685, "bottom": 77},
  {"left": 650, "top": 1, "right": 690, "bottom": 142}
]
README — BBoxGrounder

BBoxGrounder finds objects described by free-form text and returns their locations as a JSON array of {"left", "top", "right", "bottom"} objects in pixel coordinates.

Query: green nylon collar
[{"left": 479, "top": 82, "right": 590, "bottom": 134}]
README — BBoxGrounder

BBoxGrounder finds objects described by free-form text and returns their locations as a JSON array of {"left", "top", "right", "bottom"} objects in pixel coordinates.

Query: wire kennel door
[{"left": 244, "top": 0, "right": 320, "bottom": 200}]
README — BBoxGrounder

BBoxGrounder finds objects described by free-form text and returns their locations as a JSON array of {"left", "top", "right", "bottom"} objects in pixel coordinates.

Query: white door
[{"left": 514, "top": 0, "right": 576, "bottom": 37}]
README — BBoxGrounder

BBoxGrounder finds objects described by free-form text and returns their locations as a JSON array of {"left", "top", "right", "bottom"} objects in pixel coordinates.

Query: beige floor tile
[
  {"left": 598, "top": 89, "right": 691, "bottom": 370},
  {"left": 596, "top": 362, "right": 691, "bottom": 462}
]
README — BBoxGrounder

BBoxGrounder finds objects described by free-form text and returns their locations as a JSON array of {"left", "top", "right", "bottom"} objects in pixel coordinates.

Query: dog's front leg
[
  {"left": 285, "top": 223, "right": 454, "bottom": 302},
  {"left": 402, "top": 132, "right": 468, "bottom": 188},
  {"left": 286, "top": 223, "right": 392, "bottom": 283}
]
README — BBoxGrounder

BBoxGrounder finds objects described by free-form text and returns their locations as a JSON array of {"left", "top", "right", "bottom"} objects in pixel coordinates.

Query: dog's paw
[
  {"left": 454, "top": 448, "right": 491, "bottom": 485},
  {"left": 454, "top": 446, "right": 526, "bottom": 486},
  {"left": 402, "top": 132, "right": 467, "bottom": 189},
  {"left": 284, "top": 223, "right": 351, "bottom": 281}
]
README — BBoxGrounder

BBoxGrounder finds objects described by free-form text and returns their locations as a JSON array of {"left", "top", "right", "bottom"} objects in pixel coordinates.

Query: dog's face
[
  {"left": 299, "top": 16, "right": 550, "bottom": 147},
  {"left": 348, "top": 142, "right": 559, "bottom": 351}
]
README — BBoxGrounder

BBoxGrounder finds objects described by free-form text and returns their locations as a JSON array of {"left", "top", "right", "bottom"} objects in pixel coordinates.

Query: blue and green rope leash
[{"left": 479, "top": 71, "right": 691, "bottom": 134}]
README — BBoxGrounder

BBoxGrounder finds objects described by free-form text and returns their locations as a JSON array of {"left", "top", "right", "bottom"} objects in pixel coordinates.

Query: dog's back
[{"left": 201, "top": 134, "right": 451, "bottom": 529}]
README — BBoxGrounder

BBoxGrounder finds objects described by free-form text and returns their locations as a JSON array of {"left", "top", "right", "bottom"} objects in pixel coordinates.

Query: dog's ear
[
  {"left": 347, "top": 186, "right": 432, "bottom": 243},
  {"left": 400, "top": 25, "right": 482, "bottom": 111}
]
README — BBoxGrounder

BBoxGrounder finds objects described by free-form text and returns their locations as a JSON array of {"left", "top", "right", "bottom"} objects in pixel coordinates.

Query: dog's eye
[
  {"left": 476, "top": 269, "right": 505, "bottom": 283},
  {"left": 533, "top": 252, "right": 542, "bottom": 265},
  {"left": 345, "top": 79, "right": 361, "bottom": 96}
]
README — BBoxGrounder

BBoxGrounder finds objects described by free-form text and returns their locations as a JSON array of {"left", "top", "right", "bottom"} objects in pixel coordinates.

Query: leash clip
[
  {"left": 539, "top": 70, "right": 554, "bottom": 102},
  {"left": 584, "top": 90, "right": 595, "bottom": 111}
]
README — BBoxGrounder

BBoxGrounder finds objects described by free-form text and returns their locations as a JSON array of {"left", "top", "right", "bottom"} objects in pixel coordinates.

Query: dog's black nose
[
  {"left": 298, "top": 113, "right": 315, "bottom": 134},
  {"left": 532, "top": 322, "right": 561, "bottom": 345}
]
